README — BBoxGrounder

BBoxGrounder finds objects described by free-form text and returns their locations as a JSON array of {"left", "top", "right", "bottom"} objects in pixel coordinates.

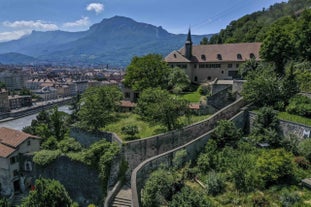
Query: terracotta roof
[
  {"left": 165, "top": 50, "right": 191, "bottom": 63},
  {"left": 166, "top": 43, "right": 261, "bottom": 63},
  {"left": 189, "top": 103, "right": 200, "bottom": 110},
  {"left": 120, "top": 100, "right": 136, "bottom": 108},
  {"left": 0, "top": 127, "right": 40, "bottom": 148},
  {"left": 0, "top": 143, "right": 15, "bottom": 158}
]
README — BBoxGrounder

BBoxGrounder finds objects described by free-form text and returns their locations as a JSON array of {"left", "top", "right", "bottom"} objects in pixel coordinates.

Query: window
[
  {"left": 237, "top": 53, "right": 242, "bottom": 60},
  {"left": 194, "top": 64, "right": 197, "bottom": 69},
  {"left": 10, "top": 156, "right": 18, "bottom": 165},
  {"left": 13, "top": 170, "right": 19, "bottom": 177},
  {"left": 250, "top": 53, "right": 256, "bottom": 59},
  {"left": 201, "top": 54, "right": 206, "bottom": 60},
  {"left": 236, "top": 64, "right": 239, "bottom": 68},
  {"left": 207, "top": 76, "right": 212, "bottom": 81},
  {"left": 124, "top": 92, "right": 130, "bottom": 99},
  {"left": 221, "top": 70, "right": 224, "bottom": 74},
  {"left": 199, "top": 64, "right": 205, "bottom": 68},
  {"left": 27, "top": 140, "right": 31, "bottom": 146},
  {"left": 194, "top": 76, "right": 198, "bottom": 82},
  {"left": 173, "top": 54, "right": 177, "bottom": 58},
  {"left": 228, "top": 64, "right": 232, "bottom": 68},
  {"left": 217, "top": 54, "right": 222, "bottom": 60}
]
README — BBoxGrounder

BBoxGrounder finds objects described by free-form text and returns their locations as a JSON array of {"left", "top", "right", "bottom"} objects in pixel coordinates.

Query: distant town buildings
[
  {"left": 165, "top": 30, "right": 261, "bottom": 83},
  {"left": 0, "top": 89, "right": 10, "bottom": 113},
  {"left": 0, "top": 127, "right": 41, "bottom": 196},
  {"left": 0, "top": 69, "right": 28, "bottom": 90}
]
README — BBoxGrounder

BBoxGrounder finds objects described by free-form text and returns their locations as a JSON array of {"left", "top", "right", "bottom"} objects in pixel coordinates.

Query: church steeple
[{"left": 185, "top": 28, "right": 192, "bottom": 60}]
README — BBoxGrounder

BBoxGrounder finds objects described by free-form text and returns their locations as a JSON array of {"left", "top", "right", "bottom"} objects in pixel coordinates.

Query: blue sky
[{"left": 0, "top": 0, "right": 286, "bottom": 42}]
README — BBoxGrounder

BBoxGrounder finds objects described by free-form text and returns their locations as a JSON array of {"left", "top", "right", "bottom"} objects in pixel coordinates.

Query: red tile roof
[
  {"left": 166, "top": 43, "right": 261, "bottom": 63},
  {"left": 0, "top": 127, "right": 40, "bottom": 148},
  {"left": 0, "top": 143, "right": 15, "bottom": 158}
]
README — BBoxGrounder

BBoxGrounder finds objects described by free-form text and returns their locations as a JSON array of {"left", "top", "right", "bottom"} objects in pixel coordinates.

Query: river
[{"left": 0, "top": 105, "right": 72, "bottom": 131}]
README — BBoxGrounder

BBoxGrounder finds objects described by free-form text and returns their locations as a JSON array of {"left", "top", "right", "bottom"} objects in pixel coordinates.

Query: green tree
[
  {"left": 0, "top": 81, "right": 6, "bottom": 89},
  {"left": 211, "top": 120, "right": 241, "bottom": 148},
  {"left": 260, "top": 17, "right": 296, "bottom": 74},
  {"left": 167, "top": 67, "right": 190, "bottom": 94},
  {"left": 251, "top": 107, "right": 281, "bottom": 147},
  {"left": 142, "top": 169, "right": 176, "bottom": 207},
  {"left": 169, "top": 186, "right": 212, "bottom": 207},
  {"left": 21, "top": 178, "right": 72, "bottom": 207},
  {"left": 238, "top": 58, "right": 259, "bottom": 78},
  {"left": 78, "top": 86, "right": 122, "bottom": 131},
  {"left": 205, "top": 170, "right": 225, "bottom": 196},
  {"left": 124, "top": 54, "right": 170, "bottom": 91},
  {"left": 295, "top": 9, "right": 311, "bottom": 61},
  {"left": 50, "top": 107, "right": 68, "bottom": 141},
  {"left": 136, "top": 88, "right": 189, "bottom": 131},
  {"left": 298, "top": 138, "right": 311, "bottom": 162},
  {"left": 256, "top": 148, "right": 295, "bottom": 186},
  {"left": 242, "top": 67, "right": 282, "bottom": 107},
  {"left": 200, "top": 37, "right": 208, "bottom": 45},
  {"left": 197, "top": 139, "right": 218, "bottom": 172}
]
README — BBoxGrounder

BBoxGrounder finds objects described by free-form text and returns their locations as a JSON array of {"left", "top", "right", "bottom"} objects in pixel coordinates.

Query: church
[{"left": 165, "top": 30, "right": 261, "bottom": 83}]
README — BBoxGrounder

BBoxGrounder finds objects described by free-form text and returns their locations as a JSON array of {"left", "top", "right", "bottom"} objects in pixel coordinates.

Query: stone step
[
  {"left": 112, "top": 196, "right": 132, "bottom": 207},
  {"left": 114, "top": 197, "right": 132, "bottom": 203}
]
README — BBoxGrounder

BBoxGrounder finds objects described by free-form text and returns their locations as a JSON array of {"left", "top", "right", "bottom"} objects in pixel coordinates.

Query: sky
[{"left": 0, "top": 0, "right": 287, "bottom": 42}]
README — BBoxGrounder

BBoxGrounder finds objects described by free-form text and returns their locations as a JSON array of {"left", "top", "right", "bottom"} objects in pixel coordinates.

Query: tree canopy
[
  {"left": 78, "top": 86, "right": 122, "bottom": 131},
  {"left": 135, "top": 88, "right": 189, "bottom": 131},
  {"left": 21, "top": 178, "right": 72, "bottom": 207}
]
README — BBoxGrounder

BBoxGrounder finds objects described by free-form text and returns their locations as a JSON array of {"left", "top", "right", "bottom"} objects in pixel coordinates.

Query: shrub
[
  {"left": 211, "top": 120, "right": 242, "bottom": 148},
  {"left": 41, "top": 136, "right": 58, "bottom": 150},
  {"left": 172, "top": 149, "right": 187, "bottom": 169},
  {"left": 57, "top": 137, "right": 82, "bottom": 153},
  {"left": 279, "top": 190, "right": 301, "bottom": 207},
  {"left": 286, "top": 95, "right": 311, "bottom": 118},
  {"left": 294, "top": 156, "right": 310, "bottom": 169},
  {"left": 298, "top": 138, "right": 311, "bottom": 162},
  {"left": 33, "top": 150, "right": 61, "bottom": 166},
  {"left": 121, "top": 125, "right": 139, "bottom": 137},
  {"left": 252, "top": 193, "right": 270, "bottom": 207},
  {"left": 205, "top": 170, "right": 225, "bottom": 196}
]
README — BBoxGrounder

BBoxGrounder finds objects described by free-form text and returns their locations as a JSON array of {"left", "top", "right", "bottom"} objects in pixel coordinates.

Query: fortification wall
[
  {"left": 123, "top": 98, "right": 246, "bottom": 171},
  {"left": 35, "top": 156, "right": 103, "bottom": 207},
  {"left": 131, "top": 110, "right": 246, "bottom": 207}
]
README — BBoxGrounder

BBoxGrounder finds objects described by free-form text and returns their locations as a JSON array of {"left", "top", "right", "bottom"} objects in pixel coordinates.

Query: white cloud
[
  {"left": 3, "top": 20, "right": 58, "bottom": 31},
  {"left": 63, "top": 17, "right": 90, "bottom": 28},
  {"left": 0, "top": 30, "right": 31, "bottom": 42},
  {"left": 86, "top": 3, "right": 104, "bottom": 14}
]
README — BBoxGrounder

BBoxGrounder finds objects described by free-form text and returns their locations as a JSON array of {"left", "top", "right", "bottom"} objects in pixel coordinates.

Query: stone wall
[
  {"left": 207, "top": 86, "right": 234, "bottom": 110},
  {"left": 131, "top": 110, "right": 246, "bottom": 207},
  {"left": 35, "top": 156, "right": 103, "bottom": 207},
  {"left": 249, "top": 112, "right": 311, "bottom": 139},
  {"left": 70, "top": 128, "right": 122, "bottom": 148},
  {"left": 123, "top": 98, "right": 246, "bottom": 171}
]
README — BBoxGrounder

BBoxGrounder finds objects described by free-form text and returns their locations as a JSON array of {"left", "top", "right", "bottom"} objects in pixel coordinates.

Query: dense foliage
[
  {"left": 21, "top": 178, "right": 72, "bottom": 207},
  {"left": 208, "top": 0, "right": 311, "bottom": 44},
  {"left": 124, "top": 54, "right": 190, "bottom": 92},
  {"left": 286, "top": 94, "right": 311, "bottom": 118},
  {"left": 136, "top": 88, "right": 189, "bottom": 130},
  {"left": 77, "top": 85, "right": 122, "bottom": 131}
]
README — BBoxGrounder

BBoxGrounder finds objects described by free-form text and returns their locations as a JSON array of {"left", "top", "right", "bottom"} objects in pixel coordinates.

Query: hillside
[
  {"left": 0, "top": 16, "right": 211, "bottom": 67},
  {"left": 208, "top": 0, "right": 311, "bottom": 44}
]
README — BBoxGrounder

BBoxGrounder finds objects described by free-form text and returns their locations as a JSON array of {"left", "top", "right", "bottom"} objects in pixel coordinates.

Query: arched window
[
  {"left": 201, "top": 54, "right": 206, "bottom": 60},
  {"left": 217, "top": 54, "right": 222, "bottom": 60},
  {"left": 250, "top": 53, "right": 256, "bottom": 59},
  {"left": 237, "top": 53, "right": 242, "bottom": 60},
  {"left": 173, "top": 54, "right": 177, "bottom": 58}
]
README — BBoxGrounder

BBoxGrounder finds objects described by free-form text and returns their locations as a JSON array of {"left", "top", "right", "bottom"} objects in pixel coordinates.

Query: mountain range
[{"left": 0, "top": 16, "right": 211, "bottom": 67}]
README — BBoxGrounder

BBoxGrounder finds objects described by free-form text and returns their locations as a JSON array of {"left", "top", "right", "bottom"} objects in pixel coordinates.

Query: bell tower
[{"left": 185, "top": 28, "right": 192, "bottom": 60}]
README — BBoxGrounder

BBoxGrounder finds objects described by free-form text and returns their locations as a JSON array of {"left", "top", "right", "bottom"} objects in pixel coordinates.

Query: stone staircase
[
  {"left": 111, "top": 183, "right": 132, "bottom": 207},
  {"left": 11, "top": 193, "right": 26, "bottom": 207}
]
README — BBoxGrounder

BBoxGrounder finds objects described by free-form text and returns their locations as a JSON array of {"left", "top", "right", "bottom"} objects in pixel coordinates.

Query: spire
[
  {"left": 185, "top": 28, "right": 192, "bottom": 60},
  {"left": 186, "top": 28, "right": 192, "bottom": 43}
]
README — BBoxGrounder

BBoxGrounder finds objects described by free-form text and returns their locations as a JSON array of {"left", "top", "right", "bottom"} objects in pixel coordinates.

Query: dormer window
[
  {"left": 201, "top": 54, "right": 206, "bottom": 60},
  {"left": 250, "top": 53, "right": 256, "bottom": 59},
  {"left": 173, "top": 54, "right": 177, "bottom": 58},
  {"left": 217, "top": 54, "right": 222, "bottom": 60},
  {"left": 237, "top": 53, "right": 242, "bottom": 60}
]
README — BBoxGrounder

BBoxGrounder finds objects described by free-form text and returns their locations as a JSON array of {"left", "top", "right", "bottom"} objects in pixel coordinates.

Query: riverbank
[{"left": 0, "top": 97, "right": 73, "bottom": 123}]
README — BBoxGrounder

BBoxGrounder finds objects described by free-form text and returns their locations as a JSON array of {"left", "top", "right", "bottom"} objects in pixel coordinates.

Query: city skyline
[{"left": 0, "top": 0, "right": 286, "bottom": 42}]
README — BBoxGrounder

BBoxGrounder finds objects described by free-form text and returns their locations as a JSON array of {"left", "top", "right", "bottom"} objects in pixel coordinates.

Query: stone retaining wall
[
  {"left": 131, "top": 110, "right": 246, "bottom": 207},
  {"left": 123, "top": 98, "right": 246, "bottom": 171}
]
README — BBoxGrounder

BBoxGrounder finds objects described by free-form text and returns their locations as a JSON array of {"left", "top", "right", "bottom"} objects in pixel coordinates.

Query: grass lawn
[
  {"left": 278, "top": 111, "right": 311, "bottom": 126},
  {"left": 180, "top": 90, "right": 202, "bottom": 103},
  {"left": 103, "top": 112, "right": 211, "bottom": 141}
]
